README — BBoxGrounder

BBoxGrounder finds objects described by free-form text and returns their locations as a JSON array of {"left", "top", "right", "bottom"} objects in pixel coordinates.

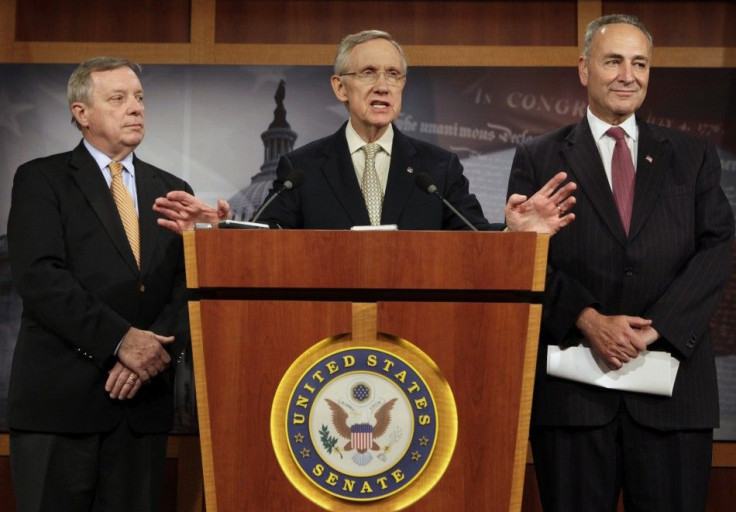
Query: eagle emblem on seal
[{"left": 325, "top": 397, "right": 398, "bottom": 466}]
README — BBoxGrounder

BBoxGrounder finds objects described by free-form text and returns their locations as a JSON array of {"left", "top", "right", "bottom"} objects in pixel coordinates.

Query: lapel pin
[
  {"left": 406, "top": 167, "right": 414, "bottom": 174},
  {"left": 645, "top": 155, "right": 653, "bottom": 163}
]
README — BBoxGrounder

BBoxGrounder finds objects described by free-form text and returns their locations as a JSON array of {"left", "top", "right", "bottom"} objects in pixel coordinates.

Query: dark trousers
[
  {"left": 9, "top": 420, "right": 167, "bottom": 512},
  {"left": 530, "top": 404, "right": 712, "bottom": 512}
]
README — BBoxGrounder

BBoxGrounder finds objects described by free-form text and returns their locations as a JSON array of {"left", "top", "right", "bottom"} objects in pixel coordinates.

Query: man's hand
[
  {"left": 153, "top": 191, "right": 231, "bottom": 234},
  {"left": 575, "top": 307, "right": 652, "bottom": 370},
  {"left": 638, "top": 324, "right": 661, "bottom": 346},
  {"left": 506, "top": 172, "right": 576, "bottom": 234},
  {"left": 105, "top": 361, "right": 142, "bottom": 399},
  {"left": 117, "top": 327, "right": 174, "bottom": 383}
]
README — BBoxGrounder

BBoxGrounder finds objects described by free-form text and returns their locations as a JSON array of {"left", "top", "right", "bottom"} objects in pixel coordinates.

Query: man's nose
[
  {"left": 129, "top": 97, "right": 144, "bottom": 112},
  {"left": 619, "top": 62, "right": 635, "bottom": 82}
]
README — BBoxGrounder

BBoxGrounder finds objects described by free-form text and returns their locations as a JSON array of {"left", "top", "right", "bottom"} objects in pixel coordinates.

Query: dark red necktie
[{"left": 606, "top": 127, "right": 635, "bottom": 235}]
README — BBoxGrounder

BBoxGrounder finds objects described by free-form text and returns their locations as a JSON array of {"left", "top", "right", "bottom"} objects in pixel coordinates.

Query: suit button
[
  {"left": 624, "top": 267, "right": 634, "bottom": 277},
  {"left": 139, "top": 284, "right": 145, "bottom": 293}
]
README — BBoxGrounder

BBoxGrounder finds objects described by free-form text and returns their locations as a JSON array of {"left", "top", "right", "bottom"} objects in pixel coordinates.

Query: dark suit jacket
[
  {"left": 7, "top": 141, "right": 191, "bottom": 434},
  {"left": 257, "top": 123, "right": 497, "bottom": 230},
  {"left": 508, "top": 116, "right": 734, "bottom": 430}
]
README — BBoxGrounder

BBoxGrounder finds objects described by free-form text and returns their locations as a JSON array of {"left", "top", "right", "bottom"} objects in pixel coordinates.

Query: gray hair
[
  {"left": 334, "top": 30, "right": 408, "bottom": 76},
  {"left": 67, "top": 56, "right": 141, "bottom": 130},
  {"left": 582, "top": 14, "right": 653, "bottom": 59}
]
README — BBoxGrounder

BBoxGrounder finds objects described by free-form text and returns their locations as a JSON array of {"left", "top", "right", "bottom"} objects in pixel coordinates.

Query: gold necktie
[
  {"left": 109, "top": 162, "right": 140, "bottom": 267},
  {"left": 361, "top": 143, "right": 383, "bottom": 226}
]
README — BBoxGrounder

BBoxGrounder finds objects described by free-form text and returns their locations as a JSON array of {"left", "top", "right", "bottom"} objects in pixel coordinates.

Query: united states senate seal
[{"left": 271, "top": 335, "right": 457, "bottom": 510}]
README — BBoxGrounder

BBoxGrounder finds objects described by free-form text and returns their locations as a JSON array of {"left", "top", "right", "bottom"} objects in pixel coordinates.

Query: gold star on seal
[
  {"left": 412, "top": 451, "right": 422, "bottom": 461},
  {"left": 294, "top": 433, "right": 304, "bottom": 443},
  {"left": 418, "top": 436, "right": 429, "bottom": 446},
  {"left": 300, "top": 448, "right": 311, "bottom": 458}
]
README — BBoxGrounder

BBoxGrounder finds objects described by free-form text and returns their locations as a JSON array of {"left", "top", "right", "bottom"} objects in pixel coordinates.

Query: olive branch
[{"left": 319, "top": 425, "right": 343, "bottom": 459}]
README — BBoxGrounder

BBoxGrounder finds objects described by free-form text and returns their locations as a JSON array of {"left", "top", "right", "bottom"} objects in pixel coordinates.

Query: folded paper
[{"left": 547, "top": 345, "right": 680, "bottom": 397}]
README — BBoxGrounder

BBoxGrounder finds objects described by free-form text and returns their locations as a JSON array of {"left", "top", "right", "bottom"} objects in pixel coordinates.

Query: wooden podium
[{"left": 184, "top": 229, "right": 548, "bottom": 512}]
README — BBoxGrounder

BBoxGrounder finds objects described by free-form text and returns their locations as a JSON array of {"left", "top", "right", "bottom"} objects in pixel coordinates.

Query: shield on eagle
[{"left": 350, "top": 423, "right": 373, "bottom": 452}]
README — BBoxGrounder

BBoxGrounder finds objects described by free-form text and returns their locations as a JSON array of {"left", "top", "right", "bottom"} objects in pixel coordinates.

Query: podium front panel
[
  {"left": 191, "top": 299, "right": 538, "bottom": 511},
  {"left": 185, "top": 230, "right": 545, "bottom": 511}
]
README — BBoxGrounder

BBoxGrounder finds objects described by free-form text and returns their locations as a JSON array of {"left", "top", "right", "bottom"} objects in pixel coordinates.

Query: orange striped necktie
[{"left": 109, "top": 162, "right": 140, "bottom": 267}]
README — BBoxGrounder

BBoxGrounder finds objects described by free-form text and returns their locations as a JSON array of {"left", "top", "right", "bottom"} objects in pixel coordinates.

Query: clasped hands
[
  {"left": 105, "top": 327, "right": 174, "bottom": 400},
  {"left": 575, "top": 307, "right": 660, "bottom": 371}
]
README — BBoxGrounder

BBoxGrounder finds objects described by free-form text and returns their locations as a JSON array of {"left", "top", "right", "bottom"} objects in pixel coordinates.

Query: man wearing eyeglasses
[{"left": 154, "top": 29, "right": 575, "bottom": 233}]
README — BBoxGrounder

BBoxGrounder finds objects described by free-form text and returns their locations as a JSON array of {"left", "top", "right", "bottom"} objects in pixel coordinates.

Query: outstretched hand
[
  {"left": 153, "top": 191, "right": 230, "bottom": 235},
  {"left": 505, "top": 172, "right": 576, "bottom": 235}
]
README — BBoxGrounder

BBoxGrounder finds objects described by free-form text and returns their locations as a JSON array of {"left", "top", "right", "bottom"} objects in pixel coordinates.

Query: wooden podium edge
[
  {"left": 509, "top": 304, "right": 542, "bottom": 512},
  {"left": 531, "top": 234, "right": 550, "bottom": 293},
  {"left": 189, "top": 301, "right": 218, "bottom": 512},
  {"left": 183, "top": 231, "right": 199, "bottom": 289},
  {"left": 508, "top": 233, "right": 546, "bottom": 509}
]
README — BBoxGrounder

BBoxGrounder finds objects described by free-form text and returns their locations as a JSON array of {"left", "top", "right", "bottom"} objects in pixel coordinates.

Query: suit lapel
[
  {"left": 320, "top": 126, "right": 372, "bottom": 226},
  {"left": 69, "top": 142, "right": 140, "bottom": 273},
  {"left": 318, "top": 124, "right": 421, "bottom": 226},
  {"left": 562, "top": 119, "right": 628, "bottom": 245},
  {"left": 381, "top": 128, "right": 418, "bottom": 225},
  {"left": 134, "top": 158, "right": 160, "bottom": 275},
  {"left": 628, "top": 119, "right": 670, "bottom": 240}
]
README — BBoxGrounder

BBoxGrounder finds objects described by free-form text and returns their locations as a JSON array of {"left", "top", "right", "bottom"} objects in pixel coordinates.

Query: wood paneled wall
[
  {"left": 1, "top": 0, "right": 735, "bottom": 66},
  {"left": 14, "top": 0, "right": 191, "bottom": 43}
]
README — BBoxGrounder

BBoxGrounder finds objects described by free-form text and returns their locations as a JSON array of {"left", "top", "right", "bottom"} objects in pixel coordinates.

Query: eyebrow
[
  {"left": 106, "top": 87, "right": 144, "bottom": 95},
  {"left": 602, "top": 52, "right": 650, "bottom": 62}
]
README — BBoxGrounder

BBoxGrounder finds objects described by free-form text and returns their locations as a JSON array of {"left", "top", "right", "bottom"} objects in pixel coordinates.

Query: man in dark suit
[
  {"left": 507, "top": 14, "right": 734, "bottom": 512},
  {"left": 153, "top": 30, "right": 576, "bottom": 234},
  {"left": 7, "top": 57, "right": 195, "bottom": 511}
]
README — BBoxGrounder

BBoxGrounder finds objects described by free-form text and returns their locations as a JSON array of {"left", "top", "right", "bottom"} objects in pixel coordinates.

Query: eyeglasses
[{"left": 339, "top": 69, "right": 406, "bottom": 86}]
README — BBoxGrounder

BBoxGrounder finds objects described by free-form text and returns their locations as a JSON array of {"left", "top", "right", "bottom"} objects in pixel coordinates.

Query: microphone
[
  {"left": 250, "top": 168, "right": 305, "bottom": 224},
  {"left": 414, "top": 172, "right": 478, "bottom": 231}
]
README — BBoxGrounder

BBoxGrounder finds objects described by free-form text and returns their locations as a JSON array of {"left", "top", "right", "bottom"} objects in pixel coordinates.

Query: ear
[
  {"left": 578, "top": 56, "right": 589, "bottom": 86},
  {"left": 70, "top": 102, "right": 89, "bottom": 128},
  {"left": 331, "top": 75, "right": 348, "bottom": 104}
]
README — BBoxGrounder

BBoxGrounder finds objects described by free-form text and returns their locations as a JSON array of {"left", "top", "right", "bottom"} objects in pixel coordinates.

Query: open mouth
[{"left": 371, "top": 100, "right": 390, "bottom": 110}]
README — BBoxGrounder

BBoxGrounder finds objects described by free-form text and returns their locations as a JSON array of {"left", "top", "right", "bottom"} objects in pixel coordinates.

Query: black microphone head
[
  {"left": 252, "top": 169, "right": 304, "bottom": 223},
  {"left": 414, "top": 172, "right": 437, "bottom": 194},
  {"left": 283, "top": 168, "right": 305, "bottom": 190}
]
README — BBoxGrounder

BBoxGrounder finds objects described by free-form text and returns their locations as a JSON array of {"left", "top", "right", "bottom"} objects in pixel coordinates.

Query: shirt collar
[
  {"left": 83, "top": 139, "right": 135, "bottom": 176},
  {"left": 345, "top": 120, "right": 394, "bottom": 156},
  {"left": 587, "top": 107, "right": 638, "bottom": 143}
]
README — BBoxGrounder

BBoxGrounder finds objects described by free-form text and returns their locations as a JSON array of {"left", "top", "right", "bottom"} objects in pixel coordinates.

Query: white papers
[
  {"left": 350, "top": 224, "right": 399, "bottom": 231},
  {"left": 547, "top": 345, "right": 680, "bottom": 397},
  {"left": 218, "top": 220, "right": 269, "bottom": 229}
]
